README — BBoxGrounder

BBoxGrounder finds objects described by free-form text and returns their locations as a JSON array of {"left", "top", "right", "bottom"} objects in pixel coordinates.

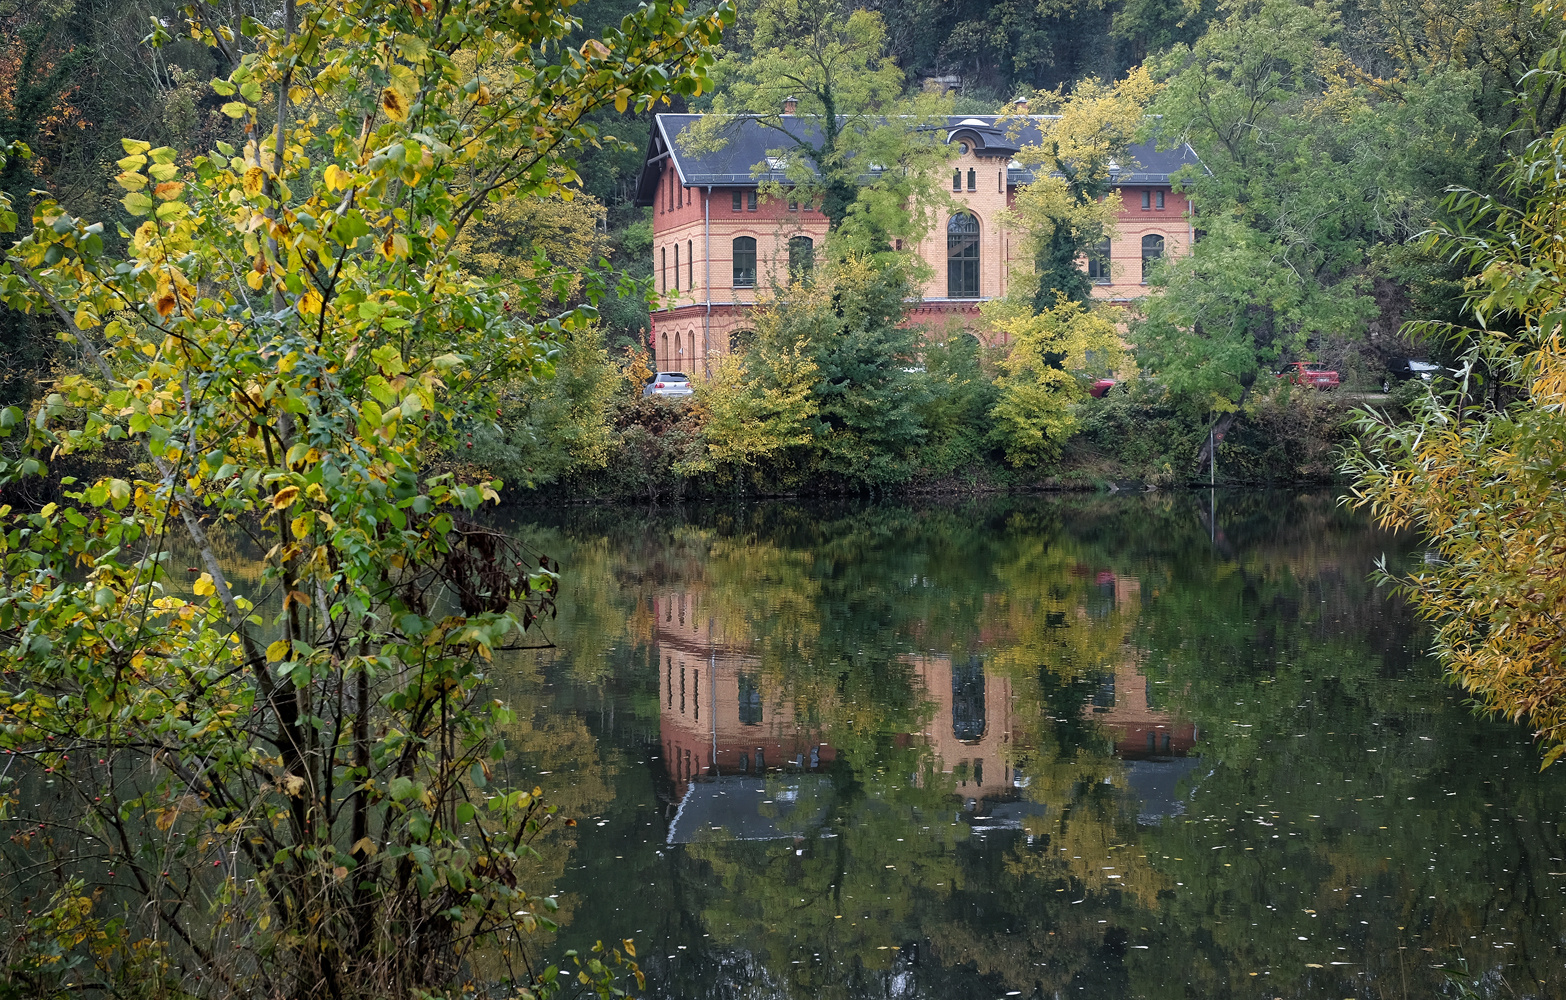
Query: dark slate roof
[{"left": 635, "top": 114, "right": 1203, "bottom": 205}]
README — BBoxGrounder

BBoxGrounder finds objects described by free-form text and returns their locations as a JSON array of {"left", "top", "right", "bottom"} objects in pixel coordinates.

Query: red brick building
[{"left": 635, "top": 114, "right": 1202, "bottom": 373}]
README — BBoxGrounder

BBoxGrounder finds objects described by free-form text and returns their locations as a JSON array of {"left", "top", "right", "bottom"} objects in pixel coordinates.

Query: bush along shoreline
[{"left": 464, "top": 297, "right": 1369, "bottom": 505}]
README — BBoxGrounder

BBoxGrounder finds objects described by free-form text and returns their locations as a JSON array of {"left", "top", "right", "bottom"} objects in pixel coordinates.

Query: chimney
[{"left": 783, "top": 96, "right": 797, "bottom": 115}]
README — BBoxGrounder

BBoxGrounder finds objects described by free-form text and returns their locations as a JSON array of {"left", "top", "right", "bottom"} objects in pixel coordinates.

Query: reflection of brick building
[
  {"left": 908, "top": 653, "right": 1018, "bottom": 801},
  {"left": 653, "top": 592, "right": 832, "bottom": 802},
  {"left": 1088, "top": 660, "right": 1198, "bottom": 760}
]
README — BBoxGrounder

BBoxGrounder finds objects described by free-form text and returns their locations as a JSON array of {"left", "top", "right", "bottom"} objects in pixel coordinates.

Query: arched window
[
  {"left": 788, "top": 235, "right": 814, "bottom": 284},
  {"left": 947, "top": 213, "right": 980, "bottom": 299},
  {"left": 659, "top": 246, "right": 666, "bottom": 292},
  {"left": 1086, "top": 238, "right": 1111, "bottom": 284},
  {"left": 1141, "top": 234, "right": 1165, "bottom": 282},
  {"left": 660, "top": 331, "right": 668, "bottom": 368},
  {"left": 966, "top": 167, "right": 976, "bottom": 191},
  {"left": 953, "top": 657, "right": 986, "bottom": 743},
  {"left": 673, "top": 242, "right": 679, "bottom": 291},
  {"left": 732, "top": 236, "right": 757, "bottom": 287}
]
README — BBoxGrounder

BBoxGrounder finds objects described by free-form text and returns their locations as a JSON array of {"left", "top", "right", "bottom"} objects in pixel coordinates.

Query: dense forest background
[{"left": 3, "top": 0, "right": 1558, "bottom": 494}]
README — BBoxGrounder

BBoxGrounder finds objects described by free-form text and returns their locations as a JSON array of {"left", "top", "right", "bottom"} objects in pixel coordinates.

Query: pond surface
[{"left": 496, "top": 492, "right": 1566, "bottom": 1000}]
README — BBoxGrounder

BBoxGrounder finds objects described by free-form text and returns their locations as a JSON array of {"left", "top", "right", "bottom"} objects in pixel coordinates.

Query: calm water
[{"left": 494, "top": 492, "right": 1566, "bottom": 1000}]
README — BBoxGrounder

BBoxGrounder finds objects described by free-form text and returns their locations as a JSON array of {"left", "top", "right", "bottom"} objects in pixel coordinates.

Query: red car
[
  {"left": 1088, "top": 378, "right": 1117, "bottom": 398},
  {"left": 1277, "top": 361, "right": 1339, "bottom": 390}
]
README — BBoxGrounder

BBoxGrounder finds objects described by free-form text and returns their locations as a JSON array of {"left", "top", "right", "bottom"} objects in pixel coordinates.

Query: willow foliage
[{"left": 1345, "top": 17, "right": 1566, "bottom": 765}]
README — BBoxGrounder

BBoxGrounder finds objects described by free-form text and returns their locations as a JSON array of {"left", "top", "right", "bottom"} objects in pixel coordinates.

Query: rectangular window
[
  {"left": 967, "top": 168, "right": 976, "bottom": 191},
  {"left": 659, "top": 247, "right": 666, "bottom": 292},
  {"left": 673, "top": 243, "right": 679, "bottom": 291},
  {"left": 1156, "top": 190, "right": 1166, "bottom": 210},
  {"left": 677, "top": 184, "right": 683, "bottom": 209},
  {"left": 1141, "top": 190, "right": 1151, "bottom": 210},
  {"left": 732, "top": 237, "right": 757, "bottom": 287},
  {"left": 1086, "top": 238, "right": 1111, "bottom": 284},
  {"left": 688, "top": 239, "right": 693, "bottom": 290},
  {"left": 731, "top": 190, "right": 742, "bottom": 212},
  {"left": 802, "top": 201, "right": 813, "bottom": 212},
  {"left": 746, "top": 190, "right": 758, "bottom": 212},
  {"left": 952, "top": 170, "right": 962, "bottom": 192},
  {"left": 788, "top": 197, "right": 798, "bottom": 211}
]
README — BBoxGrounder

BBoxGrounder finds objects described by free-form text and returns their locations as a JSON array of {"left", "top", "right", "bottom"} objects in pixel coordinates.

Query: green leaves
[{"left": 0, "top": 0, "right": 730, "bottom": 993}]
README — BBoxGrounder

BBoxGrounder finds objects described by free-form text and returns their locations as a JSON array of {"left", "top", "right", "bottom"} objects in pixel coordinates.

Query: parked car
[
  {"left": 643, "top": 372, "right": 694, "bottom": 398},
  {"left": 1088, "top": 378, "right": 1118, "bottom": 398},
  {"left": 1383, "top": 358, "right": 1446, "bottom": 391},
  {"left": 1277, "top": 361, "right": 1339, "bottom": 390}
]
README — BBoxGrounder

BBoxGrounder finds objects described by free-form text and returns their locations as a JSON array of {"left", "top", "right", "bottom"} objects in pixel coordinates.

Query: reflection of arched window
[
  {"left": 738, "top": 674, "right": 762, "bottom": 725},
  {"left": 1141, "top": 234, "right": 1165, "bottom": 282},
  {"left": 788, "top": 235, "right": 814, "bottom": 284},
  {"left": 947, "top": 213, "right": 980, "bottom": 299},
  {"left": 952, "top": 656, "right": 986, "bottom": 743},
  {"left": 1086, "top": 238, "right": 1111, "bottom": 284},
  {"left": 733, "top": 236, "right": 757, "bottom": 287}
]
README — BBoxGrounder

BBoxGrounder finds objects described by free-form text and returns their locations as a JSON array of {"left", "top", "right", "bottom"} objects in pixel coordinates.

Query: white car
[{"left": 643, "top": 372, "right": 694, "bottom": 398}]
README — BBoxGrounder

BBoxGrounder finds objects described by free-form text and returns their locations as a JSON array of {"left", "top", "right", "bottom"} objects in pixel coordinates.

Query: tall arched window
[
  {"left": 953, "top": 657, "right": 986, "bottom": 743},
  {"left": 788, "top": 235, "right": 814, "bottom": 284},
  {"left": 1141, "top": 234, "right": 1165, "bottom": 282},
  {"left": 673, "top": 243, "right": 680, "bottom": 291},
  {"left": 732, "top": 236, "right": 757, "bottom": 287},
  {"left": 948, "top": 213, "right": 980, "bottom": 299},
  {"left": 660, "top": 331, "right": 669, "bottom": 368}
]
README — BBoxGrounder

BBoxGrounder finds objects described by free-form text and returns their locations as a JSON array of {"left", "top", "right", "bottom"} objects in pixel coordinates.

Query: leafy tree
[
  {"left": 983, "top": 297, "right": 1130, "bottom": 466},
  {"left": 1134, "top": 0, "right": 1489, "bottom": 465},
  {"left": 1344, "top": 40, "right": 1566, "bottom": 764},
  {"left": 685, "top": 335, "right": 819, "bottom": 475},
  {"left": 470, "top": 325, "right": 624, "bottom": 491},
  {"left": 455, "top": 190, "right": 608, "bottom": 300},
  {"left": 1000, "top": 68, "right": 1156, "bottom": 306},
  {"left": 0, "top": 0, "right": 729, "bottom": 997},
  {"left": 776, "top": 254, "right": 930, "bottom": 484},
  {"left": 689, "top": 0, "right": 954, "bottom": 245},
  {"left": 912, "top": 331, "right": 997, "bottom": 475}
]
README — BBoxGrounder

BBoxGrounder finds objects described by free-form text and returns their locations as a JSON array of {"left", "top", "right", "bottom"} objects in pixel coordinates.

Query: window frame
[
  {"left": 947, "top": 212, "right": 981, "bottom": 299},
  {"left": 1141, "top": 233, "right": 1165, "bottom": 283},
  {"left": 1086, "top": 238, "right": 1112, "bottom": 284},
  {"left": 732, "top": 236, "right": 757, "bottom": 288},
  {"left": 788, "top": 235, "right": 814, "bottom": 285}
]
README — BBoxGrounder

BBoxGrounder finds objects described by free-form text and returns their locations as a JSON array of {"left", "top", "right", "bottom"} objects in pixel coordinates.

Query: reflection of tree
[{"left": 498, "top": 492, "right": 1566, "bottom": 997}]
